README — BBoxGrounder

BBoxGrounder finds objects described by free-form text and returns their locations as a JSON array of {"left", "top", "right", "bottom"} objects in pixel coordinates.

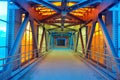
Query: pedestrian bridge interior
[{"left": 0, "top": 0, "right": 120, "bottom": 80}]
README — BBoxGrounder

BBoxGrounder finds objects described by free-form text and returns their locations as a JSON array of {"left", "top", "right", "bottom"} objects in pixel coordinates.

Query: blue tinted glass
[
  {"left": 0, "top": 48, "right": 6, "bottom": 70},
  {"left": 0, "top": 1, "right": 7, "bottom": 21},
  {"left": 0, "top": 21, "right": 6, "bottom": 46},
  {"left": 0, "top": 61, "right": 3, "bottom": 70},
  {"left": 0, "top": 1, "right": 7, "bottom": 71},
  {"left": 0, "top": 48, "right": 5, "bottom": 58}
]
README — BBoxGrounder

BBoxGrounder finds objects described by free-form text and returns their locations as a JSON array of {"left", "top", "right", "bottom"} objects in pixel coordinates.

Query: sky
[{"left": 0, "top": 1, "right": 7, "bottom": 32}]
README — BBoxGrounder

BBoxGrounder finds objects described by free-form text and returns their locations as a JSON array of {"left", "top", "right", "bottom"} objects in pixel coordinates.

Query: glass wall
[
  {"left": 0, "top": 1, "right": 8, "bottom": 70},
  {"left": 77, "top": 27, "right": 86, "bottom": 53},
  {"left": 90, "top": 22, "right": 105, "bottom": 64},
  {"left": 81, "top": 27, "right": 86, "bottom": 49},
  {"left": 38, "top": 26, "right": 46, "bottom": 52},
  {"left": 21, "top": 22, "right": 33, "bottom": 64},
  {"left": 38, "top": 26, "right": 43, "bottom": 49}
]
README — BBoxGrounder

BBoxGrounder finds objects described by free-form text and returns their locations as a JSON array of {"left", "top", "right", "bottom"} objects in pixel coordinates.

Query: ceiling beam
[
  {"left": 45, "top": 23, "right": 61, "bottom": 28},
  {"left": 43, "top": 21, "right": 80, "bottom": 23},
  {"left": 83, "top": 0, "right": 117, "bottom": 22},
  {"left": 65, "top": 23, "right": 81, "bottom": 28},
  {"left": 61, "top": 16, "right": 65, "bottom": 31},
  {"left": 61, "top": 0, "right": 68, "bottom": 10},
  {"left": 64, "top": 19, "right": 92, "bottom": 28},
  {"left": 68, "top": 13, "right": 85, "bottom": 23},
  {"left": 97, "top": 0, "right": 117, "bottom": 13},
  {"left": 65, "top": 27, "right": 77, "bottom": 32},
  {"left": 48, "top": 28, "right": 60, "bottom": 31},
  {"left": 61, "top": 0, "right": 68, "bottom": 31},
  {"left": 40, "top": 13, "right": 60, "bottom": 22},
  {"left": 67, "top": 0, "right": 101, "bottom": 13},
  {"left": 12, "top": 0, "right": 41, "bottom": 21},
  {"left": 28, "top": 0, "right": 61, "bottom": 12}
]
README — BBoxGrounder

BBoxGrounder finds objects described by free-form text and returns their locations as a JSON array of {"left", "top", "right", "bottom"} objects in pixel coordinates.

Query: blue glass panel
[
  {"left": 0, "top": 1, "right": 7, "bottom": 21},
  {"left": 0, "top": 21, "right": 6, "bottom": 46},
  {"left": 0, "top": 48, "right": 6, "bottom": 70},
  {"left": 0, "top": 1, "right": 7, "bottom": 71}
]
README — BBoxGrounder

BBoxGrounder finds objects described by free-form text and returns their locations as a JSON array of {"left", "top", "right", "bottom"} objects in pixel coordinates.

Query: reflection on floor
[{"left": 19, "top": 49, "right": 105, "bottom": 80}]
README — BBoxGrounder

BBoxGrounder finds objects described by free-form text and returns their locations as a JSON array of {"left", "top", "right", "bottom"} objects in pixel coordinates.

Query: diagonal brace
[
  {"left": 85, "top": 21, "right": 96, "bottom": 57},
  {"left": 98, "top": 14, "right": 120, "bottom": 71}
]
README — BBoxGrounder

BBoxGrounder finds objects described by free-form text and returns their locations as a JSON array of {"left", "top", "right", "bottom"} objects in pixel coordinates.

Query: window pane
[
  {"left": 0, "top": 1, "right": 7, "bottom": 71},
  {"left": 0, "top": 48, "right": 6, "bottom": 70},
  {"left": 0, "top": 47, "right": 6, "bottom": 59},
  {"left": 38, "top": 27, "right": 43, "bottom": 49},
  {"left": 21, "top": 33, "right": 26, "bottom": 45},
  {"left": 21, "top": 24, "right": 33, "bottom": 64},
  {"left": 0, "top": 1, "right": 7, "bottom": 21},
  {"left": 30, "top": 32, "right": 32, "bottom": 44},
  {"left": 0, "top": 21, "right": 6, "bottom": 46},
  {"left": 26, "top": 30, "right": 30, "bottom": 45}
]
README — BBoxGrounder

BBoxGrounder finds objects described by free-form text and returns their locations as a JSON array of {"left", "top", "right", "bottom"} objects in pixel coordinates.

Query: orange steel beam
[
  {"left": 40, "top": 13, "right": 61, "bottom": 22},
  {"left": 83, "top": 0, "right": 117, "bottom": 22},
  {"left": 64, "top": 20, "right": 92, "bottom": 28},
  {"left": 12, "top": 0, "right": 41, "bottom": 22},
  {"left": 68, "top": 13, "right": 85, "bottom": 22},
  {"left": 45, "top": 23, "right": 61, "bottom": 28},
  {"left": 67, "top": 0, "right": 101, "bottom": 13},
  {"left": 29, "top": 0, "right": 61, "bottom": 12},
  {"left": 13, "top": 0, "right": 117, "bottom": 24},
  {"left": 44, "top": 20, "right": 80, "bottom": 23}
]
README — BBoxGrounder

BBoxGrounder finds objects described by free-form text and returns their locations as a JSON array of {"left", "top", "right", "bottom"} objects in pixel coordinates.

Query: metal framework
[
  {"left": 79, "top": 28, "right": 85, "bottom": 54},
  {"left": 86, "top": 21, "right": 96, "bottom": 57},
  {"left": 6, "top": 14, "right": 29, "bottom": 78},
  {"left": 1, "top": 0, "right": 120, "bottom": 80},
  {"left": 39, "top": 27, "right": 45, "bottom": 53},
  {"left": 30, "top": 19, "right": 39, "bottom": 57},
  {"left": 98, "top": 14, "right": 120, "bottom": 70}
]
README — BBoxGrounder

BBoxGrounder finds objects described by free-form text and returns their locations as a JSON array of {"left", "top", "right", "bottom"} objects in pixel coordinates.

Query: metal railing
[
  {"left": 76, "top": 49, "right": 120, "bottom": 80},
  {"left": 0, "top": 47, "right": 48, "bottom": 73}
]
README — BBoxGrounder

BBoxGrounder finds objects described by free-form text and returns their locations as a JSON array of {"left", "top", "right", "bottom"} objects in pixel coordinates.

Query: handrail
[
  {"left": 76, "top": 48, "right": 120, "bottom": 79},
  {"left": 0, "top": 47, "right": 48, "bottom": 72}
]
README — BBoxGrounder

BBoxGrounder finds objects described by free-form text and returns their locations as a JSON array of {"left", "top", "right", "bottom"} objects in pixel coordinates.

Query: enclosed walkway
[
  {"left": 19, "top": 50, "right": 105, "bottom": 80},
  {"left": 0, "top": 0, "right": 120, "bottom": 80}
]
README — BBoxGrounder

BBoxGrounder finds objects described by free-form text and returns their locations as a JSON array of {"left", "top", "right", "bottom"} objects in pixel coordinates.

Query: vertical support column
[
  {"left": 39, "top": 27, "right": 45, "bottom": 53},
  {"left": 73, "top": 33, "right": 76, "bottom": 51},
  {"left": 79, "top": 28, "right": 85, "bottom": 54},
  {"left": 7, "top": 13, "right": 29, "bottom": 70},
  {"left": 113, "top": 11, "right": 118, "bottom": 55},
  {"left": 50, "top": 35, "right": 54, "bottom": 48},
  {"left": 47, "top": 32, "right": 50, "bottom": 49},
  {"left": 86, "top": 22, "right": 96, "bottom": 57},
  {"left": 75, "top": 32, "right": 79, "bottom": 52},
  {"left": 30, "top": 20, "right": 39, "bottom": 57},
  {"left": 50, "top": 34, "right": 52, "bottom": 49},
  {"left": 8, "top": 14, "right": 29, "bottom": 56},
  {"left": 68, "top": 35, "right": 71, "bottom": 48},
  {"left": 98, "top": 14, "right": 120, "bottom": 70},
  {"left": 72, "top": 34, "right": 74, "bottom": 50},
  {"left": 45, "top": 30, "right": 48, "bottom": 51},
  {"left": 7, "top": 6, "right": 15, "bottom": 53},
  {"left": 118, "top": 10, "right": 120, "bottom": 57}
]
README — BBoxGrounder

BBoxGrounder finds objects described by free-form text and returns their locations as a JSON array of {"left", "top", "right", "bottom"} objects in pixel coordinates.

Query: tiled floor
[{"left": 19, "top": 49, "right": 105, "bottom": 80}]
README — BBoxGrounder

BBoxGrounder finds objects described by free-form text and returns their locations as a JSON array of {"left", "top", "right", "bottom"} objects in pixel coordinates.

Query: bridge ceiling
[{"left": 12, "top": 0, "right": 117, "bottom": 32}]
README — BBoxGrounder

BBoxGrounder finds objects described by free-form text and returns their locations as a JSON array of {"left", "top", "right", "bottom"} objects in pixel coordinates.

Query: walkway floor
[{"left": 19, "top": 49, "right": 105, "bottom": 80}]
